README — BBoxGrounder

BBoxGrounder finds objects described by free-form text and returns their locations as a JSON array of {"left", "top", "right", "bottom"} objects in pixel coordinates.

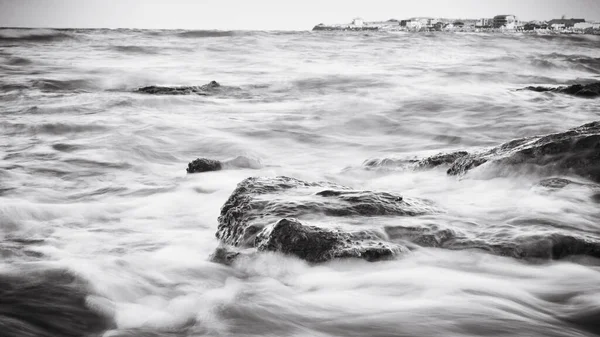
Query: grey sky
[{"left": 1, "top": 0, "right": 599, "bottom": 30}]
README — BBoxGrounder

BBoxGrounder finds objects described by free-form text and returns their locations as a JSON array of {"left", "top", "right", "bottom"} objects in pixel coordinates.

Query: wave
[
  {"left": 111, "top": 45, "right": 160, "bottom": 54},
  {"left": 3, "top": 56, "right": 32, "bottom": 65},
  {"left": 176, "top": 30, "right": 236, "bottom": 38},
  {"left": 30, "top": 78, "right": 97, "bottom": 92},
  {"left": 0, "top": 121, "right": 106, "bottom": 136},
  {"left": 0, "top": 28, "right": 73, "bottom": 42}
]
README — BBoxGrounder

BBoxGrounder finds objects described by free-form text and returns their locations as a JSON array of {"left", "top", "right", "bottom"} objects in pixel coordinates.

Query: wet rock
[
  {"left": 414, "top": 151, "right": 470, "bottom": 169},
  {"left": 187, "top": 156, "right": 262, "bottom": 174},
  {"left": 186, "top": 158, "right": 222, "bottom": 173},
  {"left": 215, "top": 176, "right": 435, "bottom": 262},
  {"left": 363, "top": 151, "right": 469, "bottom": 170},
  {"left": 136, "top": 80, "right": 224, "bottom": 95},
  {"left": 521, "top": 82, "right": 600, "bottom": 98},
  {"left": 209, "top": 246, "right": 241, "bottom": 266},
  {"left": 0, "top": 267, "right": 114, "bottom": 337},
  {"left": 447, "top": 121, "right": 600, "bottom": 182},
  {"left": 256, "top": 219, "right": 402, "bottom": 263}
]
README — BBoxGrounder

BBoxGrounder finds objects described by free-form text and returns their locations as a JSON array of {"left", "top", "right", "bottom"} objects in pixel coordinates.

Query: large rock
[
  {"left": 215, "top": 176, "right": 435, "bottom": 262},
  {"left": 213, "top": 176, "right": 600, "bottom": 263},
  {"left": 447, "top": 121, "right": 600, "bottom": 182},
  {"left": 521, "top": 82, "right": 600, "bottom": 98}
]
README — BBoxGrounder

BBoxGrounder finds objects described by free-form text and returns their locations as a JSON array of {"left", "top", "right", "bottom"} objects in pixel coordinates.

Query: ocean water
[{"left": 1, "top": 28, "right": 600, "bottom": 337}]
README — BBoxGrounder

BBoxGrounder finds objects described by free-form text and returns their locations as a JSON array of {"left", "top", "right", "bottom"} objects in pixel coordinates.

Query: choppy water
[{"left": 2, "top": 27, "right": 600, "bottom": 337}]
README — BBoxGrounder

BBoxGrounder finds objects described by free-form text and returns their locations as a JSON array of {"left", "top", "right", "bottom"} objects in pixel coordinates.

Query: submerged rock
[
  {"left": 521, "top": 82, "right": 600, "bottom": 98},
  {"left": 447, "top": 121, "right": 600, "bottom": 182},
  {"left": 136, "top": 80, "right": 226, "bottom": 95},
  {"left": 215, "top": 176, "right": 435, "bottom": 262}
]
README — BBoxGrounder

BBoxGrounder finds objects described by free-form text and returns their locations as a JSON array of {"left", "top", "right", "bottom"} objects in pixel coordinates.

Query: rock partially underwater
[
  {"left": 186, "top": 156, "right": 263, "bottom": 173},
  {"left": 447, "top": 121, "right": 600, "bottom": 182},
  {"left": 521, "top": 82, "right": 600, "bottom": 98},
  {"left": 212, "top": 176, "right": 600, "bottom": 264},
  {"left": 215, "top": 176, "right": 435, "bottom": 263},
  {"left": 136, "top": 80, "right": 244, "bottom": 97},
  {"left": 364, "top": 121, "right": 600, "bottom": 183}
]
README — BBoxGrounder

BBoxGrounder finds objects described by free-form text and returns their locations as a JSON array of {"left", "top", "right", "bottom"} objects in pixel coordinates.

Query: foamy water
[{"left": 1, "top": 28, "right": 600, "bottom": 337}]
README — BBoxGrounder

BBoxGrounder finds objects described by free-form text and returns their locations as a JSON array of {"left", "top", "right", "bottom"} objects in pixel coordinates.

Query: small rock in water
[
  {"left": 186, "top": 158, "right": 223, "bottom": 173},
  {"left": 136, "top": 80, "right": 222, "bottom": 95}
]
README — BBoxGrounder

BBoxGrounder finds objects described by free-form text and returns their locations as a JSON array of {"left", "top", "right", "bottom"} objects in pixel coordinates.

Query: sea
[{"left": 1, "top": 27, "right": 600, "bottom": 337}]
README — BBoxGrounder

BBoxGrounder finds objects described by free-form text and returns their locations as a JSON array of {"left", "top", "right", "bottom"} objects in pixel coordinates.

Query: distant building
[
  {"left": 574, "top": 22, "right": 600, "bottom": 29},
  {"left": 547, "top": 18, "right": 585, "bottom": 29},
  {"left": 352, "top": 18, "right": 364, "bottom": 26},
  {"left": 476, "top": 18, "right": 493, "bottom": 28},
  {"left": 493, "top": 15, "right": 517, "bottom": 29}
]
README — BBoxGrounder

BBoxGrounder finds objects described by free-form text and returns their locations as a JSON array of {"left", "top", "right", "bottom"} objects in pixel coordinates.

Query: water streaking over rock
[
  {"left": 521, "top": 82, "right": 600, "bottom": 98},
  {"left": 3, "top": 27, "right": 600, "bottom": 337}
]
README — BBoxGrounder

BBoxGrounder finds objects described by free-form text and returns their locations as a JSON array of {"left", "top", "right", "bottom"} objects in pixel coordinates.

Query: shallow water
[{"left": 1, "top": 28, "right": 600, "bottom": 337}]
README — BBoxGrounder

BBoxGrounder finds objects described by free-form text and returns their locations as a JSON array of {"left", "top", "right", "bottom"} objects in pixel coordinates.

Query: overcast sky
[{"left": 1, "top": 0, "right": 599, "bottom": 30}]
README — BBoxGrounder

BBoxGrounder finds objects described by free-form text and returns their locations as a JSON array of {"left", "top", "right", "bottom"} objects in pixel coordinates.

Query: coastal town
[{"left": 313, "top": 15, "right": 600, "bottom": 34}]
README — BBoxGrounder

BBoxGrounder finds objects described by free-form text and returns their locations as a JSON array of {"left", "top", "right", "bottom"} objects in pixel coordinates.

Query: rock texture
[
  {"left": 521, "top": 82, "right": 600, "bottom": 98},
  {"left": 136, "top": 80, "right": 230, "bottom": 96},
  {"left": 215, "top": 176, "right": 435, "bottom": 262},
  {"left": 187, "top": 158, "right": 223, "bottom": 173},
  {"left": 364, "top": 151, "right": 469, "bottom": 170},
  {"left": 447, "top": 121, "right": 600, "bottom": 182},
  {"left": 212, "top": 175, "right": 600, "bottom": 263}
]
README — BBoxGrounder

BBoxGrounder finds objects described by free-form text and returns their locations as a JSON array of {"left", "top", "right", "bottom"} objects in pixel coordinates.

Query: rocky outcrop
[
  {"left": 521, "top": 82, "right": 600, "bottom": 98},
  {"left": 212, "top": 175, "right": 600, "bottom": 263},
  {"left": 136, "top": 80, "right": 229, "bottom": 95},
  {"left": 447, "top": 121, "right": 600, "bottom": 182},
  {"left": 215, "top": 176, "right": 435, "bottom": 262}
]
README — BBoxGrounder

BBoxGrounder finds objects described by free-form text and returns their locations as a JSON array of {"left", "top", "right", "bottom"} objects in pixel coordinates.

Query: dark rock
[
  {"left": 136, "top": 80, "right": 223, "bottom": 95},
  {"left": 414, "top": 151, "right": 470, "bottom": 169},
  {"left": 447, "top": 121, "right": 600, "bottom": 182},
  {"left": 521, "top": 82, "right": 600, "bottom": 98},
  {"left": 187, "top": 158, "right": 222, "bottom": 173},
  {"left": 256, "top": 218, "right": 402, "bottom": 263},
  {"left": 0, "top": 267, "right": 114, "bottom": 337},
  {"left": 215, "top": 176, "right": 435, "bottom": 262}
]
